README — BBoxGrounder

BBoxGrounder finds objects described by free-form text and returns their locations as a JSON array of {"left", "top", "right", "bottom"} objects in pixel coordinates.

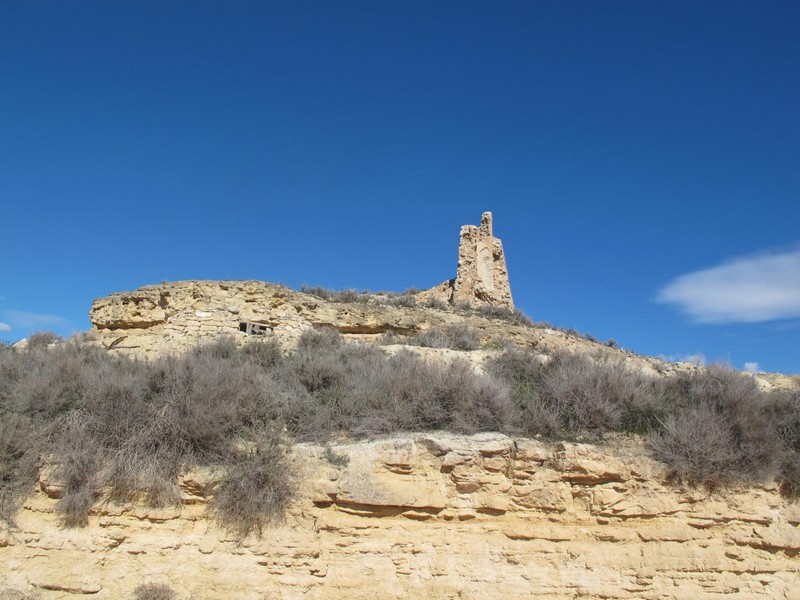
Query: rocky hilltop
[
  {"left": 83, "top": 212, "right": 518, "bottom": 359},
  {"left": 3, "top": 213, "right": 799, "bottom": 599}
]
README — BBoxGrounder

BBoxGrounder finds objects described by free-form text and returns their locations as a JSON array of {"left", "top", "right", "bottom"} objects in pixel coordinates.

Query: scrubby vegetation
[
  {"left": 299, "top": 285, "right": 365, "bottom": 303},
  {"left": 486, "top": 348, "right": 800, "bottom": 491},
  {"left": 381, "top": 323, "right": 483, "bottom": 351},
  {"left": 1, "top": 332, "right": 798, "bottom": 539},
  {"left": 132, "top": 583, "right": 176, "bottom": 600},
  {"left": 297, "top": 285, "right": 620, "bottom": 348},
  {"left": 299, "top": 284, "right": 536, "bottom": 326}
]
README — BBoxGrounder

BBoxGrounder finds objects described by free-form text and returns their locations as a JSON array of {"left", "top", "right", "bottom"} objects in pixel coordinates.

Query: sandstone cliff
[{"left": 2, "top": 434, "right": 799, "bottom": 599}]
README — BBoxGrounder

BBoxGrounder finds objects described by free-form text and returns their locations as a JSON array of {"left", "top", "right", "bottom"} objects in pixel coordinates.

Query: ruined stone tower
[{"left": 419, "top": 211, "right": 514, "bottom": 309}]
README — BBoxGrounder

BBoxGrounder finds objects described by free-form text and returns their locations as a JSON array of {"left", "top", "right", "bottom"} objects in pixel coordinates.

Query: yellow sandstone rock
[{"left": 2, "top": 433, "right": 799, "bottom": 599}]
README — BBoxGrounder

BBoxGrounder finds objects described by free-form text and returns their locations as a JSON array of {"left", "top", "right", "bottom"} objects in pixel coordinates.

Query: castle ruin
[{"left": 419, "top": 211, "right": 514, "bottom": 310}]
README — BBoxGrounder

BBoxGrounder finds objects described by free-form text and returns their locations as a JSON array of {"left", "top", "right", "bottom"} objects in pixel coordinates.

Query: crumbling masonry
[{"left": 419, "top": 211, "right": 514, "bottom": 310}]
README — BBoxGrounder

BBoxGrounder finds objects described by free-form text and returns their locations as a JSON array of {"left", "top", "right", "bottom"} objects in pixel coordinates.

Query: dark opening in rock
[{"left": 239, "top": 322, "right": 271, "bottom": 336}]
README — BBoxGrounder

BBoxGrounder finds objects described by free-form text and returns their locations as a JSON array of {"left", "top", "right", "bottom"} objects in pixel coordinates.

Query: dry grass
[{"left": 2, "top": 330, "right": 799, "bottom": 534}]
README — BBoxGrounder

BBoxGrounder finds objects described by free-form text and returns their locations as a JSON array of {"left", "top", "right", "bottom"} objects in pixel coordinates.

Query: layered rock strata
[
  {"left": 2, "top": 434, "right": 799, "bottom": 599},
  {"left": 84, "top": 280, "right": 576, "bottom": 360}
]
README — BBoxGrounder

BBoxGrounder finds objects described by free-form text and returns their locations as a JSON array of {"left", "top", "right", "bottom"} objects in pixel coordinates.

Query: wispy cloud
[
  {"left": 0, "top": 322, "right": 10, "bottom": 332},
  {"left": 743, "top": 362, "right": 761, "bottom": 374},
  {"left": 0, "top": 310, "right": 68, "bottom": 329},
  {"left": 656, "top": 245, "right": 800, "bottom": 323},
  {"left": 659, "top": 352, "right": 706, "bottom": 366}
]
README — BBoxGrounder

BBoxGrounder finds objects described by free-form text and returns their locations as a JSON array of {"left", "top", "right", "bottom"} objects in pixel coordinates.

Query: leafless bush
[
  {"left": 486, "top": 347, "right": 546, "bottom": 385},
  {"left": 282, "top": 332, "right": 513, "bottom": 439},
  {"left": 381, "top": 292, "right": 417, "bottom": 308},
  {"left": 417, "top": 324, "right": 481, "bottom": 351},
  {"left": 371, "top": 353, "right": 513, "bottom": 434},
  {"left": 421, "top": 297, "right": 448, "bottom": 310},
  {"left": 773, "top": 390, "right": 800, "bottom": 494},
  {"left": 132, "top": 583, "right": 176, "bottom": 600},
  {"left": 648, "top": 365, "right": 784, "bottom": 486},
  {"left": 27, "top": 331, "right": 62, "bottom": 348},
  {"left": 209, "top": 427, "right": 294, "bottom": 537},
  {"left": 0, "top": 337, "right": 295, "bottom": 532},
  {"left": 472, "top": 305, "right": 533, "bottom": 326},
  {"left": 488, "top": 349, "right": 663, "bottom": 438},
  {"left": 237, "top": 338, "right": 283, "bottom": 369},
  {"left": 3, "top": 329, "right": 798, "bottom": 530},
  {"left": 383, "top": 323, "right": 482, "bottom": 352},
  {"left": 380, "top": 324, "right": 481, "bottom": 351},
  {"left": 300, "top": 286, "right": 363, "bottom": 303},
  {"left": 293, "top": 329, "right": 348, "bottom": 391}
]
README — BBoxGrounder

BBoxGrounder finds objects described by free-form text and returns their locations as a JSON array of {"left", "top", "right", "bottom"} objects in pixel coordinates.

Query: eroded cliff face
[
  {"left": 3, "top": 434, "right": 799, "bottom": 599},
  {"left": 81, "top": 279, "right": 800, "bottom": 394}
]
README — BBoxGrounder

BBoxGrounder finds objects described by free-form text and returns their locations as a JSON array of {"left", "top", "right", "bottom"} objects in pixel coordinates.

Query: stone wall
[
  {"left": 420, "top": 212, "right": 514, "bottom": 309},
  {"left": 2, "top": 434, "right": 799, "bottom": 599}
]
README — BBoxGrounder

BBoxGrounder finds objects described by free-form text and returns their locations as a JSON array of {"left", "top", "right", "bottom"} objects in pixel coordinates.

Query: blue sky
[{"left": 1, "top": 1, "right": 798, "bottom": 373}]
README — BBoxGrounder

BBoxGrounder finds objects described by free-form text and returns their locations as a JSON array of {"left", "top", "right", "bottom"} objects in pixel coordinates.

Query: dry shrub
[
  {"left": 773, "top": 389, "right": 800, "bottom": 494},
  {"left": 27, "top": 331, "right": 62, "bottom": 349},
  {"left": 4, "top": 329, "right": 799, "bottom": 530},
  {"left": 383, "top": 323, "right": 482, "bottom": 351},
  {"left": 300, "top": 286, "right": 363, "bottom": 303},
  {"left": 286, "top": 331, "right": 513, "bottom": 438},
  {"left": 380, "top": 291, "right": 417, "bottom": 308},
  {"left": 208, "top": 427, "right": 294, "bottom": 538},
  {"left": 648, "top": 365, "right": 785, "bottom": 486},
  {"left": 0, "top": 338, "right": 294, "bottom": 533},
  {"left": 472, "top": 305, "right": 533, "bottom": 326},
  {"left": 132, "top": 583, "right": 176, "bottom": 600},
  {"left": 421, "top": 297, "right": 448, "bottom": 310},
  {"left": 418, "top": 324, "right": 481, "bottom": 351},
  {"left": 488, "top": 349, "right": 791, "bottom": 487},
  {"left": 487, "top": 348, "right": 663, "bottom": 438}
]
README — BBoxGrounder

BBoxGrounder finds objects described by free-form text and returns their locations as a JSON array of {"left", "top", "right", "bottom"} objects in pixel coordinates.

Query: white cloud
[
  {"left": 656, "top": 245, "right": 800, "bottom": 323},
  {"left": 0, "top": 322, "right": 10, "bottom": 332},
  {"left": 743, "top": 362, "right": 761, "bottom": 374},
  {"left": 0, "top": 310, "right": 67, "bottom": 329},
  {"left": 659, "top": 352, "right": 706, "bottom": 366}
]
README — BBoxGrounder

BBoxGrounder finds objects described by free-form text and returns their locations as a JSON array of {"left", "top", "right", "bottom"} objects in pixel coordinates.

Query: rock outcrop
[
  {"left": 2, "top": 433, "right": 799, "bottom": 599},
  {"left": 420, "top": 211, "right": 514, "bottom": 309},
  {"left": 82, "top": 280, "right": 797, "bottom": 393},
  {"left": 84, "top": 280, "right": 563, "bottom": 360}
]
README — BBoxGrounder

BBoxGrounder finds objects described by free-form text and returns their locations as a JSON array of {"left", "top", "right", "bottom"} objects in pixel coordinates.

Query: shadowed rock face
[{"left": 420, "top": 211, "right": 514, "bottom": 309}]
